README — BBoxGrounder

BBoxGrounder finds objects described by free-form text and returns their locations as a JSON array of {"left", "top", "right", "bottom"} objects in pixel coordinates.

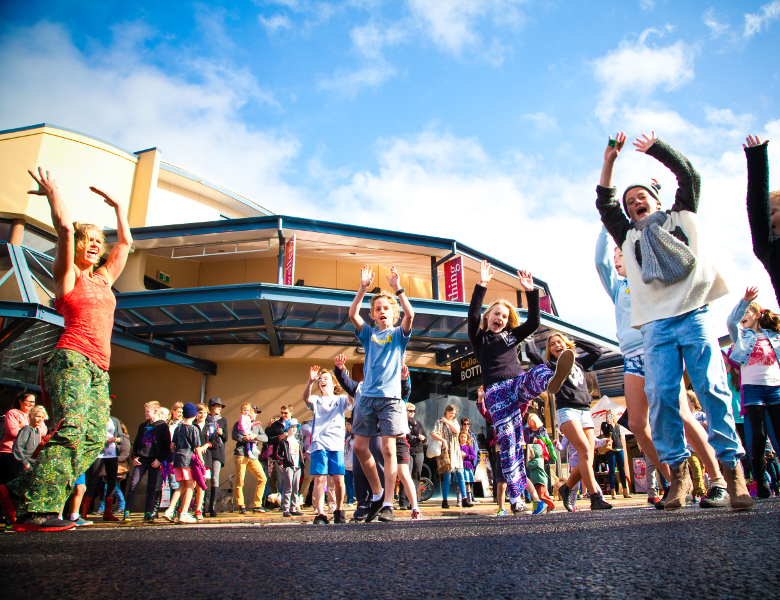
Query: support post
[
  {"left": 431, "top": 256, "right": 439, "bottom": 300},
  {"left": 277, "top": 217, "right": 285, "bottom": 285},
  {"left": 7, "top": 219, "right": 25, "bottom": 245}
]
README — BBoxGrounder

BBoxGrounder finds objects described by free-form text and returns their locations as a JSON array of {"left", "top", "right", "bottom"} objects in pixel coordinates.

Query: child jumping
[
  {"left": 349, "top": 265, "right": 414, "bottom": 523},
  {"left": 597, "top": 130, "right": 752, "bottom": 511},
  {"left": 468, "top": 261, "right": 574, "bottom": 514}
]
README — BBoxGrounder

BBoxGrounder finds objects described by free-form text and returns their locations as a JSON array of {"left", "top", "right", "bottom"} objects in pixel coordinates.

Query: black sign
[{"left": 451, "top": 354, "right": 482, "bottom": 386}]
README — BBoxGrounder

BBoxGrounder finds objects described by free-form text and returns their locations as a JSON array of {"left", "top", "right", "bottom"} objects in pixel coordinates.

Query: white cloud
[
  {"left": 744, "top": 1, "right": 780, "bottom": 38},
  {"left": 640, "top": 0, "right": 655, "bottom": 11},
  {"left": 258, "top": 14, "right": 293, "bottom": 32},
  {"left": 521, "top": 112, "right": 559, "bottom": 133},
  {"left": 0, "top": 21, "right": 306, "bottom": 212},
  {"left": 703, "top": 8, "right": 731, "bottom": 38},
  {"left": 591, "top": 29, "right": 696, "bottom": 122},
  {"left": 317, "top": 62, "right": 397, "bottom": 97},
  {"left": 350, "top": 21, "right": 408, "bottom": 59}
]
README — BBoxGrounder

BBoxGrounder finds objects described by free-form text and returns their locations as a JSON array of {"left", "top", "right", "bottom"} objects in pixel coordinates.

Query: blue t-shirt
[{"left": 356, "top": 324, "right": 411, "bottom": 399}]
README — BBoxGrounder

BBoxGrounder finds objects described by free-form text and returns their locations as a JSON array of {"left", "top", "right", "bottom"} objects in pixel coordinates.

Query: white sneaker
[{"left": 178, "top": 512, "right": 196, "bottom": 524}]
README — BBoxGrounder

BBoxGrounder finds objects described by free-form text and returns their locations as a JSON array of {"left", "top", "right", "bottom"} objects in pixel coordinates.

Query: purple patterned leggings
[{"left": 485, "top": 365, "right": 553, "bottom": 504}]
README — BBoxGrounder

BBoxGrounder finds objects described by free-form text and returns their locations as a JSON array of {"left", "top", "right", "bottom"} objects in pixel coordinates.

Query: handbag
[
  {"left": 597, "top": 438, "right": 613, "bottom": 455},
  {"left": 426, "top": 438, "right": 442, "bottom": 458},
  {"left": 436, "top": 441, "right": 451, "bottom": 474}
]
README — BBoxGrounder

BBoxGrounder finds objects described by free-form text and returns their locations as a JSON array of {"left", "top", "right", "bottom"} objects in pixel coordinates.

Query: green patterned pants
[{"left": 7, "top": 349, "right": 110, "bottom": 518}]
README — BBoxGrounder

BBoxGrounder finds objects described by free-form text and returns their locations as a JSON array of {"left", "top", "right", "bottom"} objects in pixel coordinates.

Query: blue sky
[{"left": 1, "top": 0, "right": 779, "bottom": 339}]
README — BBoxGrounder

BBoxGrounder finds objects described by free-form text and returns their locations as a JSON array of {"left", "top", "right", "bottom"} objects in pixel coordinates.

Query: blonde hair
[
  {"left": 770, "top": 190, "right": 780, "bottom": 204},
  {"left": 240, "top": 402, "right": 252, "bottom": 412},
  {"left": 317, "top": 368, "right": 343, "bottom": 396},
  {"left": 526, "top": 413, "right": 543, "bottom": 429},
  {"left": 687, "top": 390, "right": 702, "bottom": 412},
  {"left": 545, "top": 332, "right": 576, "bottom": 360},
  {"left": 370, "top": 291, "right": 401, "bottom": 324},
  {"left": 480, "top": 300, "right": 519, "bottom": 332},
  {"left": 144, "top": 401, "right": 161, "bottom": 411},
  {"left": 30, "top": 405, "right": 48, "bottom": 421},
  {"left": 158, "top": 407, "right": 170, "bottom": 422},
  {"left": 73, "top": 223, "right": 105, "bottom": 258},
  {"left": 280, "top": 404, "right": 293, "bottom": 413}
]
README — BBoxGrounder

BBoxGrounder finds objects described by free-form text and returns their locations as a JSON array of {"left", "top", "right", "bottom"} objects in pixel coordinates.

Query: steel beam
[
  {"left": 0, "top": 318, "right": 35, "bottom": 352},
  {"left": 110, "top": 329, "right": 217, "bottom": 374},
  {"left": 257, "top": 300, "right": 283, "bottom": 356}
]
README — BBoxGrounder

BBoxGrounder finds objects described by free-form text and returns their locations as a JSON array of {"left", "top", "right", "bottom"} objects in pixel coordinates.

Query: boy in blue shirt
[{"left": 349, "top": 265, "right": 414, "bottom": 522}]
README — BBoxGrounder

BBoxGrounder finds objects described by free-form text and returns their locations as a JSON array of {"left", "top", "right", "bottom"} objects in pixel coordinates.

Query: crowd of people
[{"left": 0, "top": 131, "right": 779, "bottom": 532}]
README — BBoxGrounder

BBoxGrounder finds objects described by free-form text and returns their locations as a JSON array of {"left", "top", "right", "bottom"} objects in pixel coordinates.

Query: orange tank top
[{"left": 54, "top": 270, "right": 116, "bottom": 371}]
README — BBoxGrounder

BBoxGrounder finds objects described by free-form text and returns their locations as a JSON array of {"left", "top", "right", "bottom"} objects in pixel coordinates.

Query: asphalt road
[{"left": 2, "top": 500, "right": 778, "bottom": 600}]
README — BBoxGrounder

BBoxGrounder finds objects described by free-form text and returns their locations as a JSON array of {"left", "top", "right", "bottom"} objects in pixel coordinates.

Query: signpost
[{"left": 283, "top": 235, "right": 296, "bottom": 286}]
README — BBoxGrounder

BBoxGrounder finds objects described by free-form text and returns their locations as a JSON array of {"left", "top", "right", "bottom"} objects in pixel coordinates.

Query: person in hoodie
[{"left": 123, "top": 401, "right": 171, "bottom": 523}]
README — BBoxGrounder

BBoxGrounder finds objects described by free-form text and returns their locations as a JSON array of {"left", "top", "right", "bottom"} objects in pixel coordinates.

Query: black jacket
[
  {"left": 265, "top": 419, "right": 287, "bottom": 457},
  {"left": 525, "top": 339, "right": 602, "bottom": 411},
  {"left": 406, "top": 419, "right": 427, "bottom": 455},
  {"left": 232, "top": 421, "right": 269, "bottom": 457},
  {"left": 206, "top": 415, "right": 228, "bottom": 465},
  {"left": 131, "top": 419, "right": 171, "bottom": 461}
]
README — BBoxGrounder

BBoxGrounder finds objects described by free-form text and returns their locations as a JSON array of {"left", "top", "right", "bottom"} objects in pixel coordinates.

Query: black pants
[
  {"left": 399, "top": 452, "right": 423, "bottom": 506},
  {"left": 86, "top": 457, "right": 118, "bottom": 500},
  {"left": 745, "top": 404, "right": 780, "bottom": 469},
  {"left": 352, "top": 437, "right": 384, "bottom": 512},
  {"left": 0, "top": 452, "right": 19, "bottom": 486}
]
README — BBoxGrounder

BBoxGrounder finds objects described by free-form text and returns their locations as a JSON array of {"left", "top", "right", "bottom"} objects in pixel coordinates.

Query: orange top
[{"left": 54, "top": 271, "right": 116, "bottom": 371}]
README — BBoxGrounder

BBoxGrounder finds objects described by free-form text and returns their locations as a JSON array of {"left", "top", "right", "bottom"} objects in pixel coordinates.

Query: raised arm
[
  {"left": 27, "top": 168, "right": 77, "bottom": 297},
  {"left": 333, "top": 359, "right": 359, "bottom": 399},
  {"left": 349, "top": 265, "right": 374, "bottom": 333},
  {"left": 524, "top": 341, "right": 549, "bottom": 368},
  {"left": 639, "top": 133, "right": 701, "bottom": 213},
  {"left": 510, "top": 271, "right": 540, "bottom": 341},
  {"left": 743, "top": 136, "right": 773, "bottom": 260},
  {"left": 467, "top": 261, "right": 493, "bottom": 345},
  {"left": 302, "top": 365, "right": 319, "bottom": 407},
  {"left": 596, "top": 134, "right": 631, "bottom": 248},
  {"left": 575, "top": 339, "right": 604, "bottom": 371},
  {"left": 595, "top": 225, "right": 620, "bottom": 303},
  {"left": 90, "top": 187, "right": 132, "bottom": 285},
  {"left": 386, "top": 266, "right": 414, "bottom": 334},
  {"left": 476, "top": 386, "right": 492, "bottom": 424},
  {"left": 727, "top": 287, "right": 757, "bottom": 342},
  {"left": 401, "top": 362, "right": 411, "bottom": 400}
]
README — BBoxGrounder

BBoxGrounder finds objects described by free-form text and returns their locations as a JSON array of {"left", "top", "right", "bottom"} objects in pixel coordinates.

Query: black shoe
[
  {"left": 12, "top": 514, "right": 76, "bottom": 532},
  {"left": 441, "top": 500, "right": 450, "bottom": 509},
  {"left": 365, "top": 499, "right": 384, "bottom": 523},
  {"left": 655, "top": 486, "right": 670, "bottom": 510},
  {"left": 252, "top": 506, "right": 266, "bottom": 513},
  {"left": 378, "top": 506, "right": 394, "bottom": 522},
  {"left": 590, "top": 494, "right": 613, "bottom": 510},
  {"left": 699, "top": 486, "right": 729, "bottom": 508},
  {"left": 462, "top": 498, "right": 474, "bottom": 508},
  {"left": 238, "top": 506, "right": 246, "bottom": 515},
  {"left": 559, "top": 483, "right": 573, "bottom": 512},
  {"left": 209, "top": 508, "right": 217, "bottom": 518},
  {"left": 290, "top": 510, "right": 304, "bottom": 516},
  {"left": 397, "top": 503, "right": 411, "bottom": 510},
  {"left": 510, "top": 502, "right": 525, "bottom": 514},
  {"left": 313, "top": 513, "right": 330, "bottom": 525},
  {"left": 283, "top": 511, "right": 291, "bottom": 517},
  {"left": 333, "top": 510, "right": 347, "bottom": 524}
]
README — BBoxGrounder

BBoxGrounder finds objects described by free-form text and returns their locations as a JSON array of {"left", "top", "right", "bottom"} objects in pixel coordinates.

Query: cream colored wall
[
  {"left": 245, "top": 257, "right": 278, "bottom": 284},
  {"left": 145, "top": 254, "right": 201, "bottom": 289}
]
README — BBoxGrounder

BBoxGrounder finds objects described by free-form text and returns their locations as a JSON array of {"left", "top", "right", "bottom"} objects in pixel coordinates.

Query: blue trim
[
  {"left": 0, "top": 123, "right": 139, "bottom": 161},
  {"left": 7, "top": 244, "right": 39, "bottom": 304}
]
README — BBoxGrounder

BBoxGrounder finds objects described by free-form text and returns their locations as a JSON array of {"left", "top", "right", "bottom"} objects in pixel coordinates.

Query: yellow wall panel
[
  {"left": 198, "top": 259, "right": 247, "bottom": 287},
  {"left": 244, "top": 256, "right": 278, "bottom": 283},
  {"left": 145, "top": 254, "right": 201, "bottom": 289}
]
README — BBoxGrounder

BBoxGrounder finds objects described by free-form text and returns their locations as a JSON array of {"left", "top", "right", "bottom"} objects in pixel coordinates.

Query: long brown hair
[
  {"left": 748, "top": 302, "right": 780, "bottom": 333},
  {"left": 544, "top": 332, "right": 576, "bottom": 360}
]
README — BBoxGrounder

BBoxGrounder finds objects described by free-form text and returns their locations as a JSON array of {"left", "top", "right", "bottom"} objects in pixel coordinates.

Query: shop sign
[
  {"left": 284, "top": 235, "right": 296, "bottom": 285},
  {"left": 444, "top": 256, "right": 464, "bottom": 302},
  {"left": 451, "top": 353, "right": 482, "bottom": 386}
]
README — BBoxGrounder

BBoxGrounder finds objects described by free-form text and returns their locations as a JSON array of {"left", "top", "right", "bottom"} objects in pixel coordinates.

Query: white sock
[
  {"left": 372, "top": 493, "right": 383, "bottom": 502},
  {"left": 382, "top": 502, "right": 393, "bottom": 508},
  {"left": 69, "top": 512, "right": 78, "bottom": 521}
]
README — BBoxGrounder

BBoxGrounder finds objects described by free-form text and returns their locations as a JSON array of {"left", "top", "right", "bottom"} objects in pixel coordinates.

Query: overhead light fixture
[{"left": 170, "top": 240, "right": 271, "bottom": 259}]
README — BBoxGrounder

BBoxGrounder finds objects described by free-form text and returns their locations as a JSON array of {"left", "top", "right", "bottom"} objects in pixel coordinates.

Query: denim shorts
[
  {"left": 309, "top": 449, "right": 345, "bottom": 476},
  {"left": 352, "top": 396, "right": 406, "bottom": 437},
  {"left": 556, "top": 407, "right": 595, "bottom": 429},
  {"left": 741, "top": 384, "right": 780, "bottom": 407},
  {"left": 623, "top": 353, "right": 645, "bottom": 378}
]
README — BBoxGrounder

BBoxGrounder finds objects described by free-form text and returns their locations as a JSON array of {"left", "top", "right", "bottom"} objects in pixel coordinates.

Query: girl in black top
[
  {"left": 526, "top": 332, "right": 611, "bottom": 510},
  {"left": 600, "top": 410, "right": 630, "bottom": 499},
  {"left": 468, "top": 260, "right": 575, "bottom": 513}
]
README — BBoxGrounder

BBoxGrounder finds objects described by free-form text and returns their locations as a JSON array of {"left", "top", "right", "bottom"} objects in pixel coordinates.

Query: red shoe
[
  {"left": 12, "top": 514, "right": 76, "bottom": 532},
  {"left": 0, "top": 484, "right": 16, "bottom": 526},
  {"left": 647, "top": 496, "right": 661, "bottom": 505}
]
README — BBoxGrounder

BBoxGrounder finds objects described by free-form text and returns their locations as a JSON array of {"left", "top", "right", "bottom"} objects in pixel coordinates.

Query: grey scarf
[{"left": 634, "top": 211, "right": 696, "bottom": 284}]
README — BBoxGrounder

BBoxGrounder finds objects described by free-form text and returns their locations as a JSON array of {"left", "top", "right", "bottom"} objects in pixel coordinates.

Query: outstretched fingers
[
  {"left": 743, "top": 134, "right": 769, "bottom": 149},
  {"left": 633, "top": 131, "right": 657, "bottom": 153},
  {"left": 744, "top": 286, "right": 759, "bottom": 302}
]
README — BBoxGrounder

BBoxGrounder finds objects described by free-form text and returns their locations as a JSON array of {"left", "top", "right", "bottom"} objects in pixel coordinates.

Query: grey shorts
[{"left": 352, "top": 396, "right": 406, "bottom": 437}]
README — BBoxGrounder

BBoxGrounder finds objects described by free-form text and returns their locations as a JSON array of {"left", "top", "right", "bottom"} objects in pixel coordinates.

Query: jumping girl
[
  {"left": 468, "top": 260, "right": 574, "bottom": 514},
  {"left": 727, "top": 286, "right": 780, "bottom": 498},
  {"left": 525, "top": 332, "right": 612, "bottom": 510},
  {"left": 0, "top": 168, "right": 132, "bottom": 532}
]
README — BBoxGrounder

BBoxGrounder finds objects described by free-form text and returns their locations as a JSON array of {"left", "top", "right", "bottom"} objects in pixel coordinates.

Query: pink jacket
[{"left": 1, "top": 409, "right": 30, "bottom": 453}]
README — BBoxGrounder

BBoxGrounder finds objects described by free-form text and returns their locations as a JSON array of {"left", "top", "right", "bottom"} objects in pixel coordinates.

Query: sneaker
[
  {"left": 494, "top": 509, "right": 508, "bottom": 517},
  {"left": 178, "top": 512, "right": 196, "bottom": 524},
  {"left": 547, "top": 349, "right": 575, "bottom": 394},
  {"left": 441, "top": 500, "right": 450, "bottom": 509},
  {"left": 194, "top": 511, "right": 203, "bottom": 522},
  {"left": 122, "top": 511, "right": 132, "bottom": 524},
  {"left": 455, "top": 499, "right": 462, "bottom": 507},
  {"left": 365, "top": 499, "right": 384, "bottom": 523},
  {"left": 462, "top": 498, "right": 474, "bottom": 508},
  {"left": 531, "top": 501, "right": 545, "bottom": 515},
  {"left": 699, "top": 486, "right": 729, "bottom": 508},
  {"left": 238, "top": 506, "right": 246, "bottom": 515},
  {"left": 290, "top": 510, "right": 304, "bottom": 516},
  {"left": 71, "top": 517, "right": 92, "bottom": 526},
  {"left": 655, "top": 486, "right": 670, "bottom": 510},
  {"left": 252, "top": 506, "right": 266, "bottom": 513},
  {"left": 12, "top": 514, "right": 77, "bottom": 532},
  {"left": 720, "top": 462, "right": 754, "bottom": 511},
  {"left": 647, "top": 496, "right": 661, "bottom": 505},
  {"left": 378, "top": 506, "right": 395, "bottom": 522},
  {"left": 143, "top": 512, "right": 155, "bottom": 523},
  {"left": 511, "top": 502, "right": 527, "bottom": 514},
  {"left": 333, "top": 510, "right": 347, "bottom": 524},
  {"left": 411, "top": 509, "right": 423, "bottom": 520},
  {"left": 313, "top": 513, "right": 330, "bottom": 525},
  {"left": 283, "top": 511, "right": 291, "bottom": 517},
  {"left": 0, "top": 484, "right": 17, "bottom": 526},
  {"left": 559, "top": 483, "right": 573, "bottom": 512},
  {"left": 162, "top": 510, "right": 176, "bottom": 523},
  {"left": 590, "top": 494, "right": 613, "bottom": 510},
  {"left": 665, "top": 462, "right": 692, "bottom": 512}
]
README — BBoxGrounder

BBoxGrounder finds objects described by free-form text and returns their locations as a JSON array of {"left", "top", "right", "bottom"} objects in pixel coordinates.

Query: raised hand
[
  {"left": 27, "top": 168, "right": 58, "bottom": 196},
  {"left": 89, "top": 186, "right": 120, "bottom": 209},
  {"left": 386, "top": 265, "right": 401, "bottom": 291},
  {"left": 401, "top": 363, "right": 409, "bottom": 380},
  {"left": 309, "top": 365, "right": 320, "bottom": 381},
  {"left": 743, "top": 135, "right": 769, "bottom": 149},
  {"left": 478, "top": 260, "right": 494, "bottom": 286},
  {"left": 334, "top": 354, "right": 347, "bottom": 370},
  {"left": 633, "top": 131, "right": 657, "bottom": 153},
  {"left": 360, "top": 264, "right": 374, "bottom": 289},
  {"left": 477, "top": 385, "right": 484, "bottom": 403},
  {"left": 517, "top": 269, "right": 534, "bottom": 292},
  {"left": 744, "top": 286, "right": 759, "bottom": 302},
  {"left": 604, "top": 132, "right": 626, "bottom": 163}
]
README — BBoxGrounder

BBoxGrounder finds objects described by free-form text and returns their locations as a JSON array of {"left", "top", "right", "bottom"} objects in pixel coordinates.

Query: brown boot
[
  {"left": 103, "top": 497, "right": 120, "bottom": 522},
  {"left": 664, "top": 462, "right": 691, "bottom": 511},
  {"left": 79, "top": 496, "right": 93, "bottom": 520},
  {"left": 720, "top": 462, "right": 754, "bottom": 511}
]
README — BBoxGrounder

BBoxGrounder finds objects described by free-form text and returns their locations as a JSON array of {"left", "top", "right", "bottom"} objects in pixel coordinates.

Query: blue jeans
[
  {"left": 99, "top": 485, "right": 125, "bottom": 512},
  {"left": 606, "top": 450, "right": 627, "bottom": 490},
  {"left": 441, "top": 470, "right": 466, "bottom": 500},
  {"left": 641, "top": 306, "right": 744, "bottom": 469},
  {"left": 345, "top": 470, "right": 354, "bottom": 504}
]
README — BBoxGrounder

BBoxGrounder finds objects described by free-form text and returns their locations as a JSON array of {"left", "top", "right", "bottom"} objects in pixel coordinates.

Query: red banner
[
  {"left": 284, "top": 235, "right": 296, "bottom": 285},
  {"left": 444, "top": 256, "right": 465, "bottom": 303}
]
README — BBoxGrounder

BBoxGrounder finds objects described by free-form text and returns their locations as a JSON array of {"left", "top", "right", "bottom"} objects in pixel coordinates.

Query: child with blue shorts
[{"left": 349, "top": 265, "right": 414, "bottom": 523}]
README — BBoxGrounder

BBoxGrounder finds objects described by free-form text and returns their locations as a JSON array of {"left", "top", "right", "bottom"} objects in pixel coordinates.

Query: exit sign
[{"left": 157, "top": 271, "right": 170, "bottom": 284}]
